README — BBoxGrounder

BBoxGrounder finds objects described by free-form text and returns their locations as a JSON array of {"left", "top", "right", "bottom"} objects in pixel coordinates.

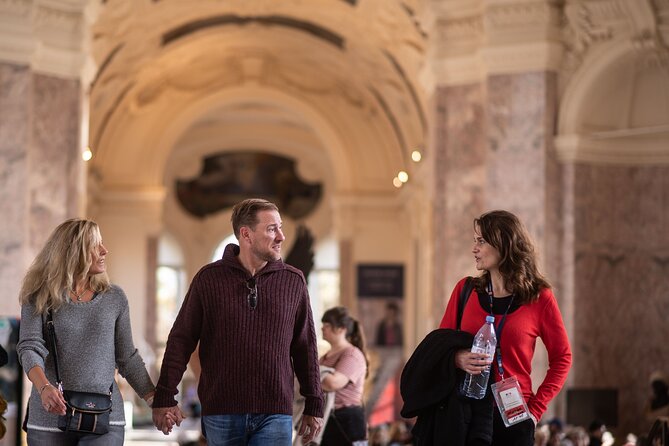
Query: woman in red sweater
[{"left": 439, "top": 210, "right": 572, "bottom": 446}]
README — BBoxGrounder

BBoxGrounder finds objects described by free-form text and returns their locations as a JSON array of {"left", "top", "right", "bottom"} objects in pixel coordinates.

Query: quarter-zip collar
[{"left": 221, "top": 243, "right": 287, "bottom": 279}]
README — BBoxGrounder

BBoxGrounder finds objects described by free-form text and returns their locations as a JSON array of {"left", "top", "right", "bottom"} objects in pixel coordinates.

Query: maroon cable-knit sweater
[{"left": 154, "top": 244, "right": 324, "bottom": 417}]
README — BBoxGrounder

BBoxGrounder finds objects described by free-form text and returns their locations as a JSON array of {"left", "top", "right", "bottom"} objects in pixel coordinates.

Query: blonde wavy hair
[{"left": 19, "top": 219, "right": 110, "bottom": 314}]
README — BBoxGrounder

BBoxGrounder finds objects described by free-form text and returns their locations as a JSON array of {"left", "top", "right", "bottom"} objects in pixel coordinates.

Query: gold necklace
[{"left": 71, "top": 288, "right": 88, "bottom": 301}]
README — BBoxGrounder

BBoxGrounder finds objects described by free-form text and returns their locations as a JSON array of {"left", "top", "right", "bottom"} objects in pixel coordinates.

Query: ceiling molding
[
  {"left": 162, "top": 15, "right": 345, "bottom": 49},
  {"left": 426, "top": 1, "right": 563, "bottom": 86},
  {"left": 555, "top": 131, "right": 669, "bottom": 165}
]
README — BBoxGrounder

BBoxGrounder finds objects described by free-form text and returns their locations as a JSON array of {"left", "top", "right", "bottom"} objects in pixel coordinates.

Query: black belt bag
[{"left": 47, "top": 311, "right": 113, "bottom": 435}]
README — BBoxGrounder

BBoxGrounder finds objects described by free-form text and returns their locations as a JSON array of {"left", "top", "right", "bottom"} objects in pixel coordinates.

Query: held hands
[
  {"left": 40, "top": 383, "right": 66, "bottom": 416},
  {"left": 455, "top": 349, "right": 492, "bottom": 375},
  {"left": 143, "top": 390, "right": 155, "bottom": 408},
  {"left": 298, "top": 415, "right": 324, "bottom": 444},
  {"left": 152, "top": 405, "right": 186, "bottom": 435}
]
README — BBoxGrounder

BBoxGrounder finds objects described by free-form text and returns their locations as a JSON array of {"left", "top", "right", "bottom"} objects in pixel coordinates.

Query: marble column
[
  {"left": 0, "top": 62, "right": 81, "bottom": 317},
  {"left": 431, "top": 82, "right": 487, "bottom": 319}
]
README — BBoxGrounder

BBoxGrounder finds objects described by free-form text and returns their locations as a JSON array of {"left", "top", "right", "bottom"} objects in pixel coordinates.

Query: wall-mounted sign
[{"left": 357, "top": 264, "right": 404, "bottom": 298}]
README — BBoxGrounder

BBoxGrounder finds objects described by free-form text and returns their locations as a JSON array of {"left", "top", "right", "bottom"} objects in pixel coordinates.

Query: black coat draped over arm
[{"left": 400, "top": 329, "right": 493, "bottom": 446}]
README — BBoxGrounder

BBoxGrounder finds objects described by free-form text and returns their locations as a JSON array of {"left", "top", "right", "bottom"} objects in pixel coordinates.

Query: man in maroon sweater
[{"left": 152, "top": 199, "right": 324, "bottom": 445}]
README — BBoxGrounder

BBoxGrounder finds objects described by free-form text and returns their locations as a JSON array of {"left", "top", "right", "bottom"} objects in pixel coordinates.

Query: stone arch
[{"left": 557, "top": 39, "right": 669, "bottom": 164}]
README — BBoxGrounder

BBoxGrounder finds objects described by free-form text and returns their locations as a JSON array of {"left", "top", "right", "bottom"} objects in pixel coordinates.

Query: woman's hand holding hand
[
  {"left": 40, "top": 383, "right": 66, "bottom": 415},
  {"left": 143, "top": 390, "right": 155, "bottom": 408},
  {"left": 454, "top": 349, "right": 492, "bottom": 375}
]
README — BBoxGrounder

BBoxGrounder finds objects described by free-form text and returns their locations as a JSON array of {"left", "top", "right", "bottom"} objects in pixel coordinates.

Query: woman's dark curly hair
[{"left": 472, "top": 210, "right": 550, "bottom": 304}]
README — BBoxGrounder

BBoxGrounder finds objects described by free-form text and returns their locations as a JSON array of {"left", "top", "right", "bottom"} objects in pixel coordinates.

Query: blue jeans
[{"left": 202, "top": 414, "right": 292, "bottom": 446}]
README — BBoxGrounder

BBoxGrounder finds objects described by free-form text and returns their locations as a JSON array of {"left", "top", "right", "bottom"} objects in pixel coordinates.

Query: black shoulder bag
[
  {"left": 456, "top": 276, "right": 475, "bottom": 330},
  {"left": 46, "top": 311, "right": 113, "bottom": 435}
]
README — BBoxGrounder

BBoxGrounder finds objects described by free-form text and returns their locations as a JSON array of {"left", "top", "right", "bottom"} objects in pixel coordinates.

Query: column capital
[
  {"left": 0, "top": 0, "right": 93, "bottom": 79},
  {"left": 423, "top": 0, "right": 564, "bottom": 88}
]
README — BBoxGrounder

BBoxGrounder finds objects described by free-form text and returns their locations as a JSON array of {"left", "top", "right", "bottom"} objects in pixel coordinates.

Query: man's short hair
[{"left": 231, "top": 198, "right": 279, "bottom": 238}]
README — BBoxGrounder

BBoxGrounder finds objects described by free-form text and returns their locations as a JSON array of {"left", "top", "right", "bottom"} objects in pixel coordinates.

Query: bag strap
[
  {"left": 45, "top": 310, "right": 63, "bottom": 392},
  {"left": 329, "top": 410, "right": 354, "bottom": 445},
  {"left": 456, "top": 277, "right": 474, "bottom": 330},
  {"left": 46, "top": 310, "right": 113, "bottom": 396}
]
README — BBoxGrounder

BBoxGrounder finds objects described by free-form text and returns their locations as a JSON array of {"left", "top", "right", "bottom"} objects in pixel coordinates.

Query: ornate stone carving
[
  {"left": 34, "top": 3, "right": 83, "bottom": 33},
  {"left": 0, "top": 0, "right": 31, "bottom": 17},
  {"left": 485, "top": 1, "right": 559, "bottom": 29},
  {"left": 435, "top": 16, "right": 482, "bottom": 46},
  {"left": 563, "top": 2, "right": 614, "bottom": 56},
  {"left": 561, "top": 0, "right": 669, "bottom": 91}
]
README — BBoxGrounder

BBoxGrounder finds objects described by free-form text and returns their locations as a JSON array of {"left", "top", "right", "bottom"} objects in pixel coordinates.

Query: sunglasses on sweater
[{"left": 246, "top": 278, "right": 257, "bottom": 310}]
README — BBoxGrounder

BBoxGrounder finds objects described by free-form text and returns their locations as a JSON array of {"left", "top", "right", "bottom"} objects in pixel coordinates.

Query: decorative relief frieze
[
  {"left": 435, "top": 16, "right": 483, "bottom": 43},
  {"left": 560, "top": 0, "right": 669, "bottom": 91},
  {"left": 0, "top": 0, "right": 31, "bottom": 17},
  {"left": 0, "top": 0, "right": 88, "bottom": 77},
  {"left": 623, "top": 0, "right": 669, "bottom": 64},
  {"left": 34, "top": 4, "right": 83, "bottom": 32},
  {"left": 584, "top": 0, "right": 626, "bottom": 23},
  {"left": 485, "top": 2, "right": 559, "bottom": 29},
  {"left": 563, "top": 3, "right": 614, "bottom": 56}
]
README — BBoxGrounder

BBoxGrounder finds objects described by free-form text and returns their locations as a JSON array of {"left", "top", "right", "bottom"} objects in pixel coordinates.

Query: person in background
[
  {"left": 439, "top": 210, "right": 572, "bottom": 446},
  {"left": 375, "top": 302, "right": 403, "bottom": 347},
  {"left": 564, "top": 426, "right": 589, "bottom": 446},
  {"left": 645, "top": 371, "right": 669, "bottom": 422},
  {"left": 152, "top": 198, "right": 323, "bottom": 445},
  {"left": 547, "top": 418, "right": 567, "bottom": 446},
  {"left": 588, "top": 419, "right": 606, "bottom": 446},
  {"left": 0, "top": 344, "right": 7, "bottom": 439},
  {"left": 16, "top": 219, "right": 155, "bottom": 445},
  {"left": 319, "top": 306, "right": 369, "bottom": 445}
]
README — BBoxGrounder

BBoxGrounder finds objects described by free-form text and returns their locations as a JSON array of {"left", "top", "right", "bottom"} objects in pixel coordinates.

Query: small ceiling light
[
  {"left": 398, "top": 171, "right": 409, "bottom": 183},
  {"left": 393, "top": 177, "right": 403, "bottom": 188},
  {"left": 411, "top": 150, "right": 422, "bottom": 162},
  {"left": 82, "top": 147, "right": 93, "bottom": 161}
]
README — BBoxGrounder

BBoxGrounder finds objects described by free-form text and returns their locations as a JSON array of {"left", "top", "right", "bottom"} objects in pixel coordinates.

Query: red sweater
[
  {"left": 439, "top": 277, "right": 572, "bottom": 421},
  {"left": 154, "top": 244, "right": 324, "bottom": 417}
]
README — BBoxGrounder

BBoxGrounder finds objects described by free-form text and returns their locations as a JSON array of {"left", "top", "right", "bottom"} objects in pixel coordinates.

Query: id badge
[{"left": 491, "top": 376, "right": 530, "bottom": 427}]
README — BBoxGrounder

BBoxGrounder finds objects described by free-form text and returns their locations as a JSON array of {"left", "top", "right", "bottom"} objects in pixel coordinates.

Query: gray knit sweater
[{"left": 17, "top": 285, "right": 155, "bottom": 432}]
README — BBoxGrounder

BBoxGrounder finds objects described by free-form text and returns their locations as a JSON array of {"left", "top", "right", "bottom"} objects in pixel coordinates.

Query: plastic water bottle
[{"left": 461, "top": 315, "right": 497, "bottom": 399}]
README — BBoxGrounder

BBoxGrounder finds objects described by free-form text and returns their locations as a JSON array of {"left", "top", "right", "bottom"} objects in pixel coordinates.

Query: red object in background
[{"left": 369, "top": 366, "right": 404, "bottom": 428}]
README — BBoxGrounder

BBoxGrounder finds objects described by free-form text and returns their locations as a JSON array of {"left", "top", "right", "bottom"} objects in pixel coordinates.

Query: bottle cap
[{"left": 485, "top": 315, "right": 495, "bottom": 323}]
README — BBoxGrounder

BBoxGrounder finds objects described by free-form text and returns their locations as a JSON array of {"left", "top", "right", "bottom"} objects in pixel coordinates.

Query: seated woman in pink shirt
[{"left": 319, "top": 306, "right": 369, "bottom": 445}]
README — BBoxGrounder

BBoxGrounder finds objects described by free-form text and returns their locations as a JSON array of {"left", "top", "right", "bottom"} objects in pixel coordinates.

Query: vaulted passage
[{"left": 0, "top": 0, "right": 668, "bottom": 439}]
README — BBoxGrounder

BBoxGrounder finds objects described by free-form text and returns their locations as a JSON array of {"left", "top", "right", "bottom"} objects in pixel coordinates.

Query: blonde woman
[{"left": 17, "top": 219, "right": 156, "bottom": 445}]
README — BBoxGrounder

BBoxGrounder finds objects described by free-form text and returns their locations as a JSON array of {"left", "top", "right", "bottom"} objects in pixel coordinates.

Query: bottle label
[{"left": 491, "top": 376, "right": 531, "bottom": 427}]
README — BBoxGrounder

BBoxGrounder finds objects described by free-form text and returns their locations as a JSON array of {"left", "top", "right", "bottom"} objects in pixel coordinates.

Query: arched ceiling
[{"left": 88, "top": 0, "right": 428, "bottom": 193}]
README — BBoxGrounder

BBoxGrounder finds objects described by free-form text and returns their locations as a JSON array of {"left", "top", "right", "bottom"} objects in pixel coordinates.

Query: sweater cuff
[
  {"left": 527, "top": 400, "right": 543, "bottom": 424},
  {"left": 21, "top": 356, "right": 44, "bottom": 381},
  {"left": 152, "top": 385, "right": 178, "bottom": 408},
  {"left": 303, "top": 396, "right": 325, "bottom": 418}
]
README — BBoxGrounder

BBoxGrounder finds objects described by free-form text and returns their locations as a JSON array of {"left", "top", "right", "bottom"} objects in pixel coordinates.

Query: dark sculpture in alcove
[
  {"left": 284, "top": 224, "right": 316, "bottom": 279},
  {"left": 176, "top": 151, "right": 322, "bottom": 220}
]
